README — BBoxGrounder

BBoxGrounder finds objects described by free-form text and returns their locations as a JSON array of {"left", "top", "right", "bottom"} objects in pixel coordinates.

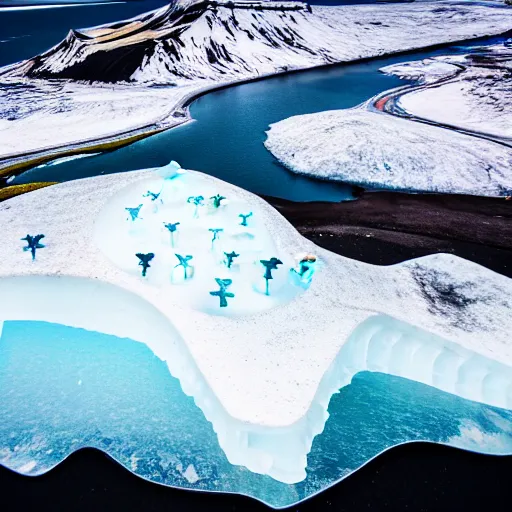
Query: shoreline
[
  {"left": 372, "top": 65, "right": 512, "bottom": 149},
  {"left": 2, "top": 28, "right": 511, "bottom": 180},
  {"left": 263, "top": 191, "right": 512, "bottom": 278}
]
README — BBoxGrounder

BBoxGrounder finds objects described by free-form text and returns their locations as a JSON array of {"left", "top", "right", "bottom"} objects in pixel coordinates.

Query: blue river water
[
  {"left": 1, "top": 321, "right": 512, "bottom": 507},
  {"left": 3, "top": 2, "right": 508, "bottom": 200},
  {"left": 14, "top": 37, "right": 503, "bottom": 201}
]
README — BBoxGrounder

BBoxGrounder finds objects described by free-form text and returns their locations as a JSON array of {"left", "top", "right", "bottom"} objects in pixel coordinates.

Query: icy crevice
[{"left": 0, "top": 275, "right": 323, "bottom": 483}]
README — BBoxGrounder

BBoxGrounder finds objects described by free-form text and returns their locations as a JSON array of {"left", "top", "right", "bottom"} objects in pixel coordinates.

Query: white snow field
[
  {"left": 389, "top": 45, "right": 512, "bottom": 138},
  {"left": 2, "top": 0, "right": 512, "bottom": 158},
  {"left": 380, "top": 58, "right": 462, "bottom": 85},
  {"left": 1, "top": 164, "right": 512, "bottom": 483},
  {"left": 264, "top": 108, "right": 512, "bottom": 196}
]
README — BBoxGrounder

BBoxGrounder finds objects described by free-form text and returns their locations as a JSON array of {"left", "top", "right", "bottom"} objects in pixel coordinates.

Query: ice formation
[
  {"left": 0, "top": 164, "right": 512, "bottom": 486},
  {"left": 264, "top": 108, "right": 512, "bottom": 196},
  {"left": 93, "top": 165, "right": 307, "bottom": 315}
]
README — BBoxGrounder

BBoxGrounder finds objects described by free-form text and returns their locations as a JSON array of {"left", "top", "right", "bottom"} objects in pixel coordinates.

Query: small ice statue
[
  {"left": 210, "top": 278, "right": 235, "bottom": 308},
  {"left": 238, "top": 212, "right": 253, "bottom": 227},
  {"left": 21, "top": 234, "right": 45, "bottom": 260},
  {"left": 136, "top": 252, "right": 154, "bottom": 277},
  {"left": 174, "top": 253, "right": 194, "bottom": 280},
  {"left": 210, "top": 194, "right": 226, "bottom": 209},
  {"left": 144, "top": 190, "right": 163, "bottom": 213},
  {"left": 224, "top": 251, "right": 239, "bottom": 269},
  {"left": 126, "top": 204, "right": 143, "bottom": 221},
  {"left": 143, "top": 190, "right": 162, "bottom": 202},
  {"left": 163, "top": 222, "right": 180, "bottom": 247},
  {"left": 260, "top": 257, "right": 283, "bottom": 295},
  {"left": 292, "top": 254, "right": 317, "bottom": 283},
  {"left": 157, "top": 160, "right": 185, "bottom": 180},
  {"left": 187, "top": 195, "right": 204, "bottom": 218},
  {"left": 209, "top": 228, "right": 223, "bottom": 244}
]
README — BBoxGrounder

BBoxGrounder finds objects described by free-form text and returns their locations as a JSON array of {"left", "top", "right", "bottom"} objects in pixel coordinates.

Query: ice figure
[
  {"left": 291, "top": 254, "right": 317, "bottom": 283},
  {"left": 136, "top": 252, "right": 154, "bottom": 277},
  {"left": 163, "top": 222, "right": 180, "bottom": 247},
  {"left": 239, "top": 212, "right": 253, "bottom": 227},
  {"left": 224, "top": 251, "right": 239, "bottom": 269},
  {"left": 209, "top": 228, "right": 223, "bottom": 245},
  {"left": 126, "top": 204, "right": 143, "bottom": 221},
  {"left": 156, "top": 160, "right": 185, "bottom": 180},
  {"left": 174, "top": 253, "right": 194, "bottom": 280},
  {"left": 187, "top": 195, "right": 204, "bottom": 218},
  {"left": 260, "top": 257, "right": 283, "bottom": 295},
  {"left": 209, "top": 278, "right": 235, "bottom": 308},
  {"left": 210, "top": 194, "right": 226, "bottom": 208},
  {"left": 143, "top": 190, "right": 161, "bottom": 202},
  {"left": 21, "top": 234, "right": 45, "bottom": 260}
]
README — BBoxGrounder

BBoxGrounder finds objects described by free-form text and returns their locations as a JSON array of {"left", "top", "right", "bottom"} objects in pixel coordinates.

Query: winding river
[
  {"left": 12, "top": 37, "right": 502, "bottom": 202},
  {"left": 2, "top": 2, "right": 507, "bottom": 201}
]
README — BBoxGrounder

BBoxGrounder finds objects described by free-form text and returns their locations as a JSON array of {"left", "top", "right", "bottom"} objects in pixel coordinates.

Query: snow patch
[{"left": 264, "top": 108, "right": 512, "bottom": 196}]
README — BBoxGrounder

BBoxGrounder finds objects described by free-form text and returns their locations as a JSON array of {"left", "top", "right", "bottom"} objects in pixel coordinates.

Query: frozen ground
[
  {"left": 2, "top": 0, "right": 512, "bottom": 158},
  {"left": 384, "top": 43, "right": 512, "bottom": 138},
  {"left": 0, "top": 165, "right": 511, "bottom": 483},
  {"left": 264, "top": 108, "right": 512, "bottom": 196},
  {"left": 0, "top": 80, "right": 207, "bottom": 157}
]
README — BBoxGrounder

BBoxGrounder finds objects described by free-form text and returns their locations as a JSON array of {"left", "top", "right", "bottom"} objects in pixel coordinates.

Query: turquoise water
[{"left": 1, "top": 321, "right": 512, "bottom": 507}]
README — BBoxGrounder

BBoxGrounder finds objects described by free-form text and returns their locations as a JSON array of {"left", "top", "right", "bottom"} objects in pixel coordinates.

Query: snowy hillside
[
  {"left": 264, "top": 108, "right": 512, "bottom": 197},
  {"left": 3, "top": 0, "right": 512, "bottom": 84}
]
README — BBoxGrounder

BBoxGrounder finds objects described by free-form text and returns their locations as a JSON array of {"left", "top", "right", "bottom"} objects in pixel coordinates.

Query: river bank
[{"left": 264, "top": 191, "right": 512, "bottom": 278}]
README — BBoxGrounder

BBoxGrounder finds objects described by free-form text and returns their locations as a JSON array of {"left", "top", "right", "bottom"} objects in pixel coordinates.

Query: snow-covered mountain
[
  {"left": 6, "top": 0, "right": 345, "bottom": 84},
  {"left": 3, "top": 0, "right": 512, "bottom": 85}
]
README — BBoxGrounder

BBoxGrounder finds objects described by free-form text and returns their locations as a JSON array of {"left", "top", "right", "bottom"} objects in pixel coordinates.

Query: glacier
[{"left": 0, "top": 165, "right": 511, "bottom": 488}]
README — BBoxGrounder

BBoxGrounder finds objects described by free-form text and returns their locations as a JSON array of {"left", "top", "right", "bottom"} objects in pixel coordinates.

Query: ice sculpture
[
  {"left": 239, "top": 212, "right": 253, "bottom": 227},
  {"left": 125, "top": 204, "right": 143, "bottom": 221},
  {"left": 174, "top": 253, "right": 194, "bottom": 280},
  {"left": 163, "top": 222, "right": 180, "bottom": 247},
  {"left": 209, "top": 228, "right": 223, "bottom": 246},
  {"left": 210, "top": 278, "right": 235, "bottom": 307},
  {"left": 210, "top": 194, "right": 226, "bottom": 208},
  {"left": 136, "top": 252, "right": 154, "bottom": 277},
  {"left": 156, "top": 160, "right": 185, "bottom": 180},
  {"left": 292, "top": 254, "right": 317, "bottom": 283},
  {"left": 143, "top": 190, "right": 162, "bottom": 202},
  {"left": 187, "top": 195, "right": 204, "bottom": 218},
  {"left": 224, "top": 251, "right": 239, "bottom": 269},
  {"left": 21, "top": 234, "right": 45, "bottom": 260},
  {"left": 260, "top": 257, "right": 283, "bottom": 295},
  {"left": 3, "top": 162, "right": 512, "bottom": 509}
]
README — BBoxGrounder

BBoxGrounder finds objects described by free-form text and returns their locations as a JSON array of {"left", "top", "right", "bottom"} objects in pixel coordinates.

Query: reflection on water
[{"left": 1, "top": 320, "right": 511, "bottom": 507}]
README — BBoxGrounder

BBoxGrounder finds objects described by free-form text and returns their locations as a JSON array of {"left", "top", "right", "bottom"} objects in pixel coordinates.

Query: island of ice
[{"left": 0, "top": 163, "right": 511, "bottom": 485}]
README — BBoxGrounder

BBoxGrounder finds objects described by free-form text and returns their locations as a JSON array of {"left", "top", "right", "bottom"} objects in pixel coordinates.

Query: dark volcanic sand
[{"left": 264, "top": 191, "right": 512, "bottom": 278}]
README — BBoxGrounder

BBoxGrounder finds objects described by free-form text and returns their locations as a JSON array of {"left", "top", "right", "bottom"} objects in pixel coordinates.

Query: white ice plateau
[{"left": 1, "top": 164, "right": 512, "bottom": 484}]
